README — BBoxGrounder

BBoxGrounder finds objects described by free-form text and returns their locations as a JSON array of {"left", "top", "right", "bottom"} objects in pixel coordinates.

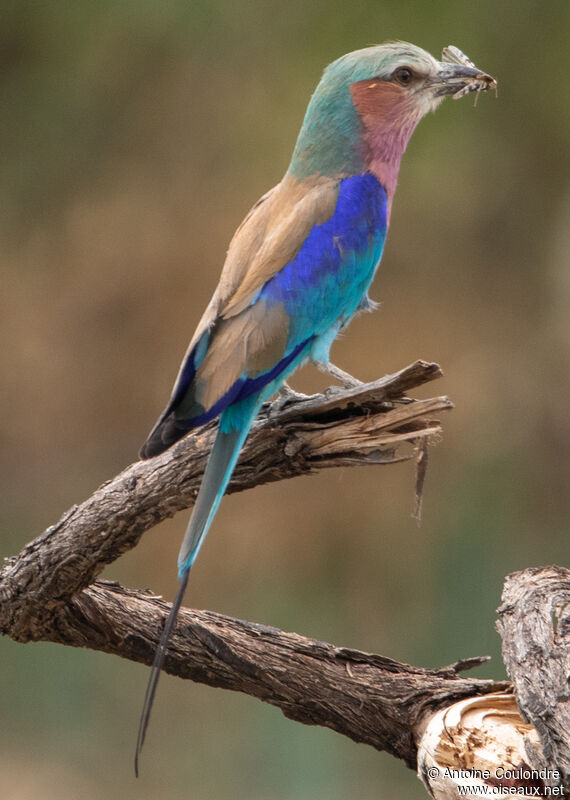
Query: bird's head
[{"left": 289, "top": 42, "right": 496, "bottom": 194}]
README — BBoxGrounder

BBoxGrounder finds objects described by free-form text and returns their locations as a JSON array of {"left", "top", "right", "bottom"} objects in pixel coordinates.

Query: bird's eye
[{"left": 393, "top": 67, "right": 414, "bottom": 86}]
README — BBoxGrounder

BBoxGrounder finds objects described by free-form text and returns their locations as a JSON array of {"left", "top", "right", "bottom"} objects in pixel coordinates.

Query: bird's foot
[
  {"left": 317, "top": 361, "right": 364, "bottom": 390},
  {"left": 269, "top": 383, "right": 315, "bottom": 417}
]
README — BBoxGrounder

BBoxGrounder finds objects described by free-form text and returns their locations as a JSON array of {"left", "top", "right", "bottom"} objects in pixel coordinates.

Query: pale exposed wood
[
  {"left": 414, "top": 566, "right": 570, "bottom": 798},
  {"left": 417, "top": 694, "right": 544, "bottom": 799}
]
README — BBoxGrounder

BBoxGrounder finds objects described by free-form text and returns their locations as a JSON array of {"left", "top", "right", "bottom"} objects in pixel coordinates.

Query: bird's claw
[{"left": 269, "top": 384, "right": 315, "bottom": 417}]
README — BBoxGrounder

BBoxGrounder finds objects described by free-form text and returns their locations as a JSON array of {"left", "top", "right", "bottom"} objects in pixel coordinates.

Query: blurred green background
[{"left": 1, "top": 1, "right": 568, "bottom": 797}]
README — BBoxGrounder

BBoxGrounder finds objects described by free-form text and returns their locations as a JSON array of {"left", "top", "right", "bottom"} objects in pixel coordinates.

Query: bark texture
[
  {"left": 39, "top": 579, "right": 508, "bottom": 769},
  {"left": 497, "top": 565, "right": 570, "bottom": 792},
  {"left": 0, "top": 360, "right": 449, "bottom": 642},
  {"left": 2, "top": 359, "right": 567, "bottom": 792}
]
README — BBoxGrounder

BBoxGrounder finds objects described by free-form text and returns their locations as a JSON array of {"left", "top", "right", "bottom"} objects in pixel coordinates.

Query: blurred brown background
[{"left": 1, "top": 1, "right": 568, "bottom": 798}]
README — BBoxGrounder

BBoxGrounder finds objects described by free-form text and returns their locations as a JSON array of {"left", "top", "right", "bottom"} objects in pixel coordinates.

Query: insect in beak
[{"left": 432, "top": 45, "right": 497, "bottom": 99}]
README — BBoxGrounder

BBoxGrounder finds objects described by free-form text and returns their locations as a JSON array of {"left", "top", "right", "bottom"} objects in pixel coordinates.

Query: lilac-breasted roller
[{"left": 135, "top": 42, "right": 495, "bottom": 770}]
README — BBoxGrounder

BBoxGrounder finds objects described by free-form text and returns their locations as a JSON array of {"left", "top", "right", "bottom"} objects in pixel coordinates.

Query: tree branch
[
  {"left": 497, "top": 565, "right": 570, "bottom": 792},
  {"left": 417, "top": 566, "right": 570, "bottom": 798},
  {"left": 6, "top": 356, "right": 566, "bottom": 795},
  {"left": 0, "top": 359, "right": 450, "bottom": 642},
  {"left": 45, "top": 579, "right": 508, "bottom": 769},
  {"left": 3, "top": 358, "right": 567, "bottom": 795},
  {"left": 1, "top": 358, "right": 509, "bottom": 772}
]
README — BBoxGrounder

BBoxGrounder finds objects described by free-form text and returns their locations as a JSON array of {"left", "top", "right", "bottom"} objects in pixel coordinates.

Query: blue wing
[
  {"left": 260, "top": 171, "right": 387, "bottom": 359},
  {"left": 140, "top": 172, "right": 388, "bottom": 457}
]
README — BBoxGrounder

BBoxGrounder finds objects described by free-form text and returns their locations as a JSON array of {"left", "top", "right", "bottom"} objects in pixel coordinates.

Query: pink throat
[
  {"left": 365, "top": 118, "right": 419, "bottom": 221},
  {"left": 348, "top": 79, "right": 423, "bottom": 222}
]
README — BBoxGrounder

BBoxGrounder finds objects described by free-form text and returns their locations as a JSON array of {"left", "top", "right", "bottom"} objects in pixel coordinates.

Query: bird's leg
[
  {"left": 317, "top": 361, "right": 364, "bottom": 389},
  {"left": 269, "top": 382, "right": 315, "bottom": 416}
]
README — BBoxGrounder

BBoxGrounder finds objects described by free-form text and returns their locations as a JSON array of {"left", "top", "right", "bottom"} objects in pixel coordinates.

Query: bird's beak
[{"left": 429, "top": 47, "right": 496, "bottom": 99}]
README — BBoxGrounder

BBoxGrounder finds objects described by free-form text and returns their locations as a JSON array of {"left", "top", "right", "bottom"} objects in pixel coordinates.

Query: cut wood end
[{"left": 416, "top": 693, "right": 555, "bottom": 799}]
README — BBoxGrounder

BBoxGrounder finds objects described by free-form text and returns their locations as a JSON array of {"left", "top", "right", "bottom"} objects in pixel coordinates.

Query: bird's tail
[
  {"left": 134, "top": 568, "right": 190, "bottom": 777},
  {"left": 134, "top": 398, "right": 261, "bottom": 776},
  {"left": 177, "top": 403, "right": 258, "bottom": 575}
]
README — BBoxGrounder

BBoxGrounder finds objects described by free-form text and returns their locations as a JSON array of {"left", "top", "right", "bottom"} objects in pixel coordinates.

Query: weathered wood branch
[
  {"left": 0, "top": 357, "right": 506, "bottom": 774},
  {"left": 42, "top": 579, "right": 508, "bottom": 769},
  {"left": 7, "top": 359, "right": 566, "bottom": 792},
  {"left": 0, "top": 360, "right": 450, "bottom": 642},
  {"left": 417, "top": 566, "right": 570, "bottom": 798},
  {"left": 497, "top": 565, "right": 570, "bottom": 792}
]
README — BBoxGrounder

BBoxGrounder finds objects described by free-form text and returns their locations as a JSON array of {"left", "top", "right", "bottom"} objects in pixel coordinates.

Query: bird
[{"left": 134, "top": 41, "right": 496, "bottom": 772}]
